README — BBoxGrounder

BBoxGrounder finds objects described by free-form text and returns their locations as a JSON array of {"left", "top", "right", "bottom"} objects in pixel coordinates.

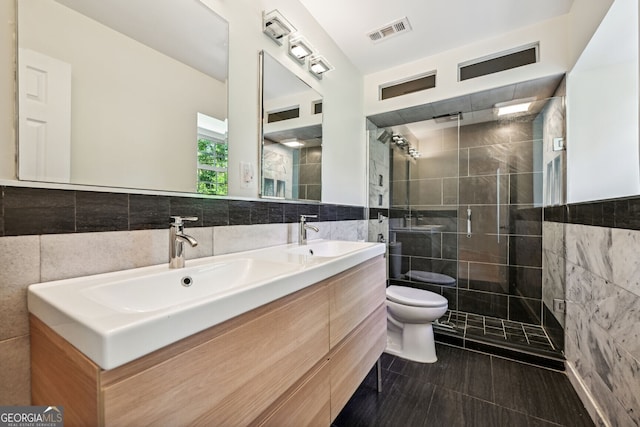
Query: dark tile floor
[{"left": 333, "top": 344, "right": 594, "bottom": 427}]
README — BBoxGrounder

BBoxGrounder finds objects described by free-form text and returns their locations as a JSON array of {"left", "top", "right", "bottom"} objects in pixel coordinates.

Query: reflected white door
[{"left": 18, "top": 48, "right": 71, "bottom": 182}]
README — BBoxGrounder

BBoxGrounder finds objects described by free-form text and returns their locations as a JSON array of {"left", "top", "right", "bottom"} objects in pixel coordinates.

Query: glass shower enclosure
[{"left": 368, "top": 96, "right": 566, "bottom": 366}]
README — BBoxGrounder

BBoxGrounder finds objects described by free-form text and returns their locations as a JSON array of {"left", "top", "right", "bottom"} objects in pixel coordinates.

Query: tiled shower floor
[{"left": 434, "top": 310, "right": 564, "bottom": 369}]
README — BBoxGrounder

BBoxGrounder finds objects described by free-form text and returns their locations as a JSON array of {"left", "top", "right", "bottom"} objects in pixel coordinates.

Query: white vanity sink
[
  {"left": 285, "top": 239, "right": 368, "bottom": 257},
  {"left": 81, "top": 258, "right": 299, "bottom": 313},
  {"left": 28, "top": 239, "right": 385, "bottom": 370}
]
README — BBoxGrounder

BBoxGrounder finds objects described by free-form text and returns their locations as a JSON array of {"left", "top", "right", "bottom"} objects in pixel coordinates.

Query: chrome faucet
[
  {"left": 298, "top": 215, "right": 319, "bottom": 245},
  {"left": 169, "top": 216, "right": 198, "bottom": 268}
]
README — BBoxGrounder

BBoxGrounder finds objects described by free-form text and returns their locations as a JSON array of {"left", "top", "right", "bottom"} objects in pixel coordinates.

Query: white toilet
[{"left": 385, "top": 285, "right": 448, "bottom": 363}]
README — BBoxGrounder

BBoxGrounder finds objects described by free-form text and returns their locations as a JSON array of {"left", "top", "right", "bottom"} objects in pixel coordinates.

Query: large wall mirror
[
  {"left": 260, "top": 51, "right": 323, "bottom": 201},
  {"left": 16, "top": 0, "right": 229, "bottom": 195}
]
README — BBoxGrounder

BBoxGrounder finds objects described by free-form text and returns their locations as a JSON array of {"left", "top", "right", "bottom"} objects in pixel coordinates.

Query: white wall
[
  {"left": 0, "top": 1, "right": 14, "bottom": 180},
  {"left": 364, "top": 16, "right": 570, "bottom": 116},
  {"left": 567, "top": 0, "right": 639, "bottom": 203},
  {"left": 201, "top": 0, "right": 366, "bottom": 205}
]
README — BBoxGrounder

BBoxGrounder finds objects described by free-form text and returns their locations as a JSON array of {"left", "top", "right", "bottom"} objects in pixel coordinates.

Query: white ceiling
[
  {"left": 300, "top": 0, "right": 574, "bottom": 74},
  {"left": 55, "top": 0, "right": 229, "bottom": 81}
]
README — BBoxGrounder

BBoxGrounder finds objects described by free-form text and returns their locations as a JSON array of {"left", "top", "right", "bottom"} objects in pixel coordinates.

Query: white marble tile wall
[
  {"left": 542, "top": 221, "right": 566, "bottom": 327},
  {"left": 564, "top": 223, "right": 640, "bottom": 427},
  {"left": 368, "top": 128, "right": 390, "bottom": 209},
  {"left": 0, "top": 219, "right": 366, "bottom": 405}
]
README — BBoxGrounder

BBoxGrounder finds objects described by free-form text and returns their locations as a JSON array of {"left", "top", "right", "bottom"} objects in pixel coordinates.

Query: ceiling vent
[{"left": 367, "top": 17, "right": 412, "bottom": 43}]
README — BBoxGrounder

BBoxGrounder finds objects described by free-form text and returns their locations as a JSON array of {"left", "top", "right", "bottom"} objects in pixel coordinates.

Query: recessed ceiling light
[
  {"left": 281, "top": 139, "right": 304, "bottom": 148},
  {"left": 495, "top": 97, "right": 537, "bottom": 116}
]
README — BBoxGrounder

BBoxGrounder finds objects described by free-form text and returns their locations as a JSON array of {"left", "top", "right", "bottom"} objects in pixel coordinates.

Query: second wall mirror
[{"left": 260, "top": 51, "right": 323, "bottom": 201}]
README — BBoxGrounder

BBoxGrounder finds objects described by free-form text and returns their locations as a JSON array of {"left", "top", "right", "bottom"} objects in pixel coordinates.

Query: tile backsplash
[{"left": 0, "top": 185, "right": 367, "bottom": 405}]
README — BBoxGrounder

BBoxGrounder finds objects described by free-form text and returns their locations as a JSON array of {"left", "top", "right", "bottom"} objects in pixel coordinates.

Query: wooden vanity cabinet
[{"left": 31, "top": 255, "right": 386, "bottom": 426}]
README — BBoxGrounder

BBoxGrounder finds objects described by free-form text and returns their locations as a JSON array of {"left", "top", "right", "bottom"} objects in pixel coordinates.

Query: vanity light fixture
[
  {"left": 263, "top": 10, "right": 295, "bottom": 45},
  {"left": 495, "top": 97, "right": 536, "bottom": 116},
  {"left": 288, "top": 36, "right": 314, "bottom": 63},
  {"left": 308, "top": 56, "right": 333, "bottom": 79},
  {"left": 281, "top": 139, "right": 305, "bottom": 148}
]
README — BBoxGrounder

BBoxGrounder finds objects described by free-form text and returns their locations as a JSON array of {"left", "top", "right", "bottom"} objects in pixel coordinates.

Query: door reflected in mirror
[
  {"left": 17, "top": 0, "right": 229, "bottom": 195},
  {"left": 260, "top": 51, "right": 322, "bottom": 201}
]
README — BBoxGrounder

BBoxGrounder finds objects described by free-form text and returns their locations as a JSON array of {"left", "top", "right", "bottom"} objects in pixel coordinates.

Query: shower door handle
[
  {"left": 496, "top": 168, "right": 500, "bottom": 243},
  {"left": 466, "top": 208, "right": 472, "bottom": 238}
]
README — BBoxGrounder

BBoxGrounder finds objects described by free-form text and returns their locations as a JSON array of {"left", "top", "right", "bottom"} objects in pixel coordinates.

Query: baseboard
[{"left": 565, "top": 361, "right": 609, "bottom": 427}]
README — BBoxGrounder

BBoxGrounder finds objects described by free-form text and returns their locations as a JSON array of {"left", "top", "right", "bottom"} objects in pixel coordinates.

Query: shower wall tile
[
  {"left": 509, "top": 206, "right": 542, "bottom": 236},
  {"left": 505, "top": 121, "right": 535, "bottom": 143},
  {"left": 410, "top": 256, "right": 458, "bottom": 281},
  {"left": 509, "top": 235, "right": 542, "bottom": 268},
  {"left": 508, "top": 266, "right": 542, "bottom": 299},
  {"left": 458, "top": 148, "right": 470, "bottom": 177},
  {"left": 467, "top": 144, "right": 510, "bottom": 176},
  {"left": 459, "top": 175, "right": 508, "bottom": 205},
  {"left": 467, "top": 262, "right": 509, "bottom": 294},
  {"left": 457, "top": 205, "right": 508, "bottom": 234},
  {"left": 409, "top": 179, "right": 443, "bottom": 205},
  {"left": 509, "top": 173, "right": 542, "bottom": 205},
  {"left": 508, "top": 140, "right": 543, "bottom": 174},
  {"left": 458, "top": 233, "right": 508, "bottom": 264},
  {"left": 395, "top": 231, "right": 442, "bottom": 258},
  {"left": 457, "top": 288, "right": 508, "bottom": 319},
  {"left": 410, "top": 150, "right": 459, "bottom": 180},
  {"left": 299, "top": 163, "right": 321, "bottom": 185},
  {"left": 459, "top": 121, "right": 512, "bottom": 148},
  {"left": 392, "top": 181, "right": 409, "bottom": 207},
  {"left": 442, "top": 178, "right": 459, "bottom": 205},
  {"left": 441, "top": 233, "right": 457, "bottom": 260},
  {"left": 508, "top": 296, "right": 541, "bottom": 324}
]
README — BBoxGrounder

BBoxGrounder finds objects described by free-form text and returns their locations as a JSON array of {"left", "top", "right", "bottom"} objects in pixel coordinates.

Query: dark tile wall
[
  {"left": 295, "top": 146, "right": 322, "bottom": 201},
  {"left": 0, "top": 186, "right": 365, "bottom": 236},
  {"left": 390, "top": 117, "right": 544, "bottom": 325},
  {"left": 544, "top": 196, "right": 640, "bottom": 230}
]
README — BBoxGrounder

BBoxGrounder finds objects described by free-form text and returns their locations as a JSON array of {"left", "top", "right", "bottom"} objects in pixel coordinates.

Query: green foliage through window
[{"left": 197, "top": 137, "right": 228, "bottom": 195}]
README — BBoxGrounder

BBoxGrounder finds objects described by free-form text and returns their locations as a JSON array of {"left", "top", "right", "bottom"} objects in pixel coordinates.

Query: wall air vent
[
  {"left": 458, "top": 42, "right": 539, "bottom": 81},
  {"left": 367, "top": 17, "right": 412, "bottom": 43},
  {"left": 380, "top": 71, "right": 436, "bottom": 100}
]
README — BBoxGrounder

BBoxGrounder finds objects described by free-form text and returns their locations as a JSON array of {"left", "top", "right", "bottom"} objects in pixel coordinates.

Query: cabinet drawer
[
  {"left": 102, "top": 284, "right": 330, "bottom": 427},
  {"left": 329, "top": 304, "right": 387, "bottom": 421},
  {"left": 254, "top": 359, "right": 331, "bottom": 427},
  {"left": 329, "top": 255, "right": 386, "bottom": 348}
]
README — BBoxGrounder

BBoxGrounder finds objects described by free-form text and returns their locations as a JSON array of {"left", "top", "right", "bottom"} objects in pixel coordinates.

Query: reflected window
[{"left": 197, "top": 113, "right": 228, "bottom": 195}]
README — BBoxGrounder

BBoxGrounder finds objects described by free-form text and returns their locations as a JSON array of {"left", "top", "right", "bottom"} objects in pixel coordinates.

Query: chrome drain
[{"left": 181, "top": 276, "right": 193, "bottom": 287}]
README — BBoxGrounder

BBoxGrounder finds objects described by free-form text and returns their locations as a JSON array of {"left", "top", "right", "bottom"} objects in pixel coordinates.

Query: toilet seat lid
[{"left": 386, "top": 285, "right": 448, "bottom": 308}]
